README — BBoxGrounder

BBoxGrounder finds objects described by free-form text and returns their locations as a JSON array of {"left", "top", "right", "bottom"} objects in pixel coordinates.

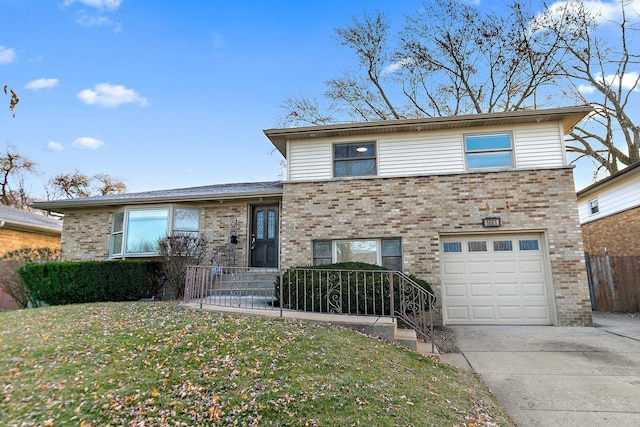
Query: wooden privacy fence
[{"left": 585, "top": 251, "right": 640, "bottom": 312}]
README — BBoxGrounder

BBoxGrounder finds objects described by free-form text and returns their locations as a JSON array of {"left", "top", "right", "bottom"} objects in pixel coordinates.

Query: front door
[{"left": 250, "top": 205, "right": 279, "bottom": 268}]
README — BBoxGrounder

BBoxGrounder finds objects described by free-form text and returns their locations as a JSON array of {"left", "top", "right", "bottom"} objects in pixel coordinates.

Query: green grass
[{"left": 0, "top": 302, "right": 514, "bottom": 426}]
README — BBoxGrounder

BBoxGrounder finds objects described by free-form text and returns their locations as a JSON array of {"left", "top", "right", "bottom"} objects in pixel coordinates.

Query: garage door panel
[
  {"left": 469, "top": 283, "right": 492, "bottom": 296},
  {"left": 468, "top": 261, "right": 491, "bottom": 274},
  {"left": 444, "top": 284, "right": 468, "bottom": 297},
  {"left": 522, "top": 282, "right": 546, "bottom": 296},
  {"left": 496, "top": 306, "right": 522, "bottom": 320},
  {"left": 446, "top": 306, "right": 470, "bottom": 321},
  {"left": 494, "top": 260, "right": 518, "bottom": 274},
  {"left": 470, "top": 306, "right": 496, "bottom": 320},
  {"left": 442, "top": 261, "right": 466, "bottom": 275},
  {"left": 495, "top": 283, "right": 519, "bottom": 296},
  {"left": 441, "top": 233, "right": 551, "bottom": 325},
  {"left": 519, "top": 260, "right": 544, "bottom": 274}
]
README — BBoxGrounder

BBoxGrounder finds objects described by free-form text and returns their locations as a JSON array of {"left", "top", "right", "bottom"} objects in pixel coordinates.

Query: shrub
[
  {"left": 0, "top": 247, "right": 61, "bottom": 309},
  {"left": 275, "top": 262, "right": 434, "bottom": 316},
  {"left": 19, "top": 260, "right": 163, "bottom": 306},
  {"left": 157, "top": 235, "right": 209, "bottom": 299}
]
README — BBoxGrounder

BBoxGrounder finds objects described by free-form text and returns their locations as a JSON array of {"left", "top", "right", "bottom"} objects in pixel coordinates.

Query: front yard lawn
[{"left": 0, "top": 302, "right": 513, "bottom": 426}]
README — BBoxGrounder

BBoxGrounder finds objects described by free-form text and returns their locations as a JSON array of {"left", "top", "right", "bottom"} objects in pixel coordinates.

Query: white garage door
[{"left": 440, "top": 233, "right": 552, "bottom": 325}]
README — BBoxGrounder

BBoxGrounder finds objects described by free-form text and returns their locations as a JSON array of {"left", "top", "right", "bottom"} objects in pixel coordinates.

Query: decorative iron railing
[{"left": 184, "top": 266, "right": 436, "bottom": 345}]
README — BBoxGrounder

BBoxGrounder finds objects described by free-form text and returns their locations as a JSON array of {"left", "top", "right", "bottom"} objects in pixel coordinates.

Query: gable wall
[
  {"left": 280, "top": 167, "right": 591, "bottom": 326},
  {"left": 287, "top": 122, "right": 565, "bottom": 181}
]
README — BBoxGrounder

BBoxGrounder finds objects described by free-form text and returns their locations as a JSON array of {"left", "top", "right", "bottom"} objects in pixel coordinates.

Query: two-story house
[{"left": 33, "top": 106, "right": 594, "bottom": 326}]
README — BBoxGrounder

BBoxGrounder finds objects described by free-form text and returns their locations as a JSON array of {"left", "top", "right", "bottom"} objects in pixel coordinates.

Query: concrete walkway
[{"left": 440, "top": 312, "right": 640, "bottom": 426}]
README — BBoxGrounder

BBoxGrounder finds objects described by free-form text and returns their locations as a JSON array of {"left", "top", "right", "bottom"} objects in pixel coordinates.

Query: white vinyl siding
[
  {"left": 288, "top": 140, "right": 332, "bottom": 181},
  {"left": 287, "top": 123, "right": 567, "bottom": 182},
  {"left": 513, "top": 123, "right": 565, "bottom": 168},
  {"left": 378, "top": 133, "right": 464, "bottom": 176},
  {"left": 578, "top": 172, "right": 640, "bottom": 224}
]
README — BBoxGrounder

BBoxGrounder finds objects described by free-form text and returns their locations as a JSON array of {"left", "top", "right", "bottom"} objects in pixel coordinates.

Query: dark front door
[{"left": 251, "top": 205, "right": 279, "bottom": 268}]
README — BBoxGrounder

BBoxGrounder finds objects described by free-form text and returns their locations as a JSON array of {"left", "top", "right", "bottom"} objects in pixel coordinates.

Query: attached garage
[{"left": 440, "top": 233, "right": 554, "bottom": 325}]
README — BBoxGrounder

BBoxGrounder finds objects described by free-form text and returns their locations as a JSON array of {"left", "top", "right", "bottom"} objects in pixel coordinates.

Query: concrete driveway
[{"left": 440, "top": 312, "right": 640, "bottom": 426}]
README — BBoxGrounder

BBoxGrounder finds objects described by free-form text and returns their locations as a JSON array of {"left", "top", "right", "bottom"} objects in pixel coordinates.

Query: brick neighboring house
[
  {"left": 0, "top": 204, "right": 62, "bottom": 257},
  {"left": 33, "top": 106, "right": 594, "bottom": 326},
  {"left": 577, "top": 161, "right": 640, "bottom": 257},
  {"left": 0, "top": 204, "right": 62, "bottom": 310}
]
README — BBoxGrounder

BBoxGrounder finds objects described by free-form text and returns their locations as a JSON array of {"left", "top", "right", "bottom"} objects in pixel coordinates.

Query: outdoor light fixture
[{"left": 230, "top": 235, "right": 238, "bottom": 245}]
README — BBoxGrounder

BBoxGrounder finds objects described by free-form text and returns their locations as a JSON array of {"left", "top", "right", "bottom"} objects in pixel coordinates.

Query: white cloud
[
  {"left": 25, "top": 78, "right": 60, "bottom": 91},
  {"left": 579, "top": 71, "right": 640, "bottom": 94},
  {"left": 72, "top": 137, "right": 104, "bottom": 149},
  {"left": 47, "top": 141, "right": 64, "bottom": 151},
  {"left": 0, "top": 45, "right": 16, "bottom": 65},
  {"left": 63, "top": 0, "right": 123, "bottom": 11},
  {"left": 77, "top": 14, "right": 112, "bottom": 27},
  {"left": 537, "top": 1, "right": 640, "bottom": 29},
  {"left": 578, "top": 84, "right": 597, "bottom": 94},
  {"left": 77, "top": 83, "right": 149, "bottom": 108}
]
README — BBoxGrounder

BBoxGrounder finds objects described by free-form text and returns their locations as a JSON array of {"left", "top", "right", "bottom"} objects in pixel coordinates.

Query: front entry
[{"left": 250, "top": 205, "right": 279, "bottom": 268}]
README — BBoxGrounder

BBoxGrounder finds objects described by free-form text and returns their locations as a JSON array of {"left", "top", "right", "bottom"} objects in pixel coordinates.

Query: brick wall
[
  {"left": 60, "top": 211, "right": 112, "bottom": 260},
  {"left": 581, "top": 206, "right": 640, "bottom": 257},
  {"left": 280, "top": 168, "right": 592, "bottom": 326},
  {"left": 0, "top": 228, "right": 60, "bottom": 257},
  {"left": 59, "top": 202, "right": 260, "bottom": 266}
]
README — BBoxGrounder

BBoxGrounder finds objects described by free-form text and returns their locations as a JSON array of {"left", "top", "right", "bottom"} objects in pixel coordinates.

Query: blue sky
[{"left": 0, "top": 0, "right": 636, "bottom": 199}]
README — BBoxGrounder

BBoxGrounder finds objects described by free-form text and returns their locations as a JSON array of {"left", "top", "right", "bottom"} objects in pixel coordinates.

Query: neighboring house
[
  {"left": 0, "top": 204, "right": 62, "bottom": 257},
  {"left": 576, "top": 161, "right": 640, "bottom": 312},
  {"left": 0, "top": 204, "right": 62, "bottom": 310},
  {"left": 33, "top": 106, "right": 594, "bottom": 327},
  {"left": 577, "top": 161, "right": 640, "bottom": 257}
]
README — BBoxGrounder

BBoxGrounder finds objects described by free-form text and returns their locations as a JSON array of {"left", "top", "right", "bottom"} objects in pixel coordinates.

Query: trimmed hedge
[
  {"left": 275, "top": 262, "right": 434, "bottom": 315},
  {"left": 19, "top": 260, "right": 163, "bottom": 306}
]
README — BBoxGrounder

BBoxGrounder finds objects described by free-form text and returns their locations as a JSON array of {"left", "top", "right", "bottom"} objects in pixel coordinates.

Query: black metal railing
[{"left": 184, "top": 266, "right": 435, "bottom": 345}]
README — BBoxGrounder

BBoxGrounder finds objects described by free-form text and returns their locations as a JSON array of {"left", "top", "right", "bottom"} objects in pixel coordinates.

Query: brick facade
[
  {"left": 59, "top": 200, "right": 281, "bottom": 266},
  {"left": 0, "top": 228, "right": 60, "bottom": 257},
  {"left": 280, "top": 167, "right": 592, "bottom": 326},
  {"left": 581, "top": 206, "right": 640, "bottom": 257}
]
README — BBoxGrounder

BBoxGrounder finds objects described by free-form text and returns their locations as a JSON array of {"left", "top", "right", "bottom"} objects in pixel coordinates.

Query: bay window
[{"left": 110, "top": 206, "right": 200, "bottom": 257}]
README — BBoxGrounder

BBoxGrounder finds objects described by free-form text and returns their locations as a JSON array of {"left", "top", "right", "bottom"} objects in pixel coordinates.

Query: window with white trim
[
  {"left": 589, "top": 198, "right": 599, "bottom": 215},
  {"left": 464, "top": 132, "right": 513, "bottom": 169},
  {"left": 333, "top": 142, "right": 377, "bottom": 177},
  {"left": 312, "top": 238, "right": 402, "bottom": 270},
  {"left": 110, "top": 206, "right": 200, "bottom": 257}
]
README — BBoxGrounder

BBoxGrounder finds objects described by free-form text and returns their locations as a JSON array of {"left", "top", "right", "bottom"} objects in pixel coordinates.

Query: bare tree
[
  {"left": 279, "top": 0, "right": 639, "bottom": 180},
  {"left": 0, "top": 145, "right": 38, "bottom": 209},
  {"left": 534, "top": 0, "right": 640, "bottom": 177},
  {"left": 47, "top": 170, "right": 127, "bottom": 199},
  {"left": 157, "top": 235, "right": 209, "bottom": 299}
]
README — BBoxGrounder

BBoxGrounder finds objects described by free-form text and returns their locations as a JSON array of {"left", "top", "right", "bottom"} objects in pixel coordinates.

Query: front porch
[{"left": 183, "top": 266, "right": 437, "bottom": 355}]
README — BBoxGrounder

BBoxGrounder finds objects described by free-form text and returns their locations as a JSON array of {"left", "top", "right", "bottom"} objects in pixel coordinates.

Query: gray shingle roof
[
  {"left": 0, "top": 204, "right": 63, "bottom": 233},
  {"left": 31, "top": 181, "right": 284, "bottom": 212}
]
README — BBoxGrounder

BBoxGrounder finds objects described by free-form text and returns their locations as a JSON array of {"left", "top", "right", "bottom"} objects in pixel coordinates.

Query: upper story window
[
  {"left": 334, "top": 142, "right": 377, "bottom": 177},
  {"left": 464, "top": 132, "right": 513, "bottom": 169},
  {"left": 110, "top": 206, "right": 200, "bottom": 258},
  {"left": 589, "top": 198, "right": 599, "bottom": 215}
]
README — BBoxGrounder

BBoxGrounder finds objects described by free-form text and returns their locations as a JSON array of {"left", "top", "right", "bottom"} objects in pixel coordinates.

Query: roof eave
[
  {"left": 0, "top": 220, "right": 62, "bottom": 235},
  {"left": 264, "top": 106, "right": 594, "bottom": 157},
  {"left": 31, "top": 189, "right": 284, "bottom": 213},
  {"left": 577, "top": 160, "right": 640, "bottom": 197}
]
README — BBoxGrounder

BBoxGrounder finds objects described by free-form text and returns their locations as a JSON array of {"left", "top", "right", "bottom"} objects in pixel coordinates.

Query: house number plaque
[{"left": 482, "top": 217, "right": 501, "bottom": 228}]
